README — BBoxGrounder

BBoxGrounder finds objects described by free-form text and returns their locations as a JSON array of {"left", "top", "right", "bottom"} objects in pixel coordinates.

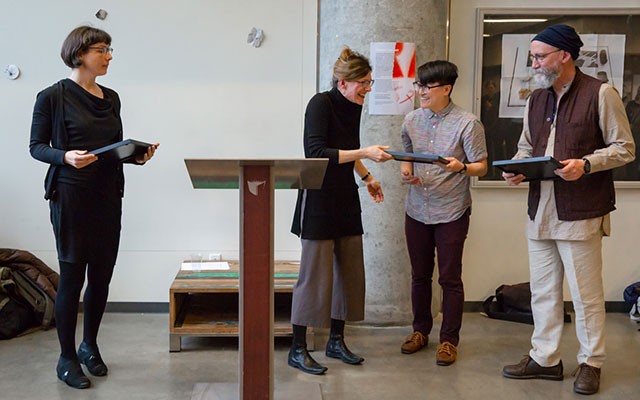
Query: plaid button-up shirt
[{"left": 401, "top": 102, "right": 487, "bottom": 224}]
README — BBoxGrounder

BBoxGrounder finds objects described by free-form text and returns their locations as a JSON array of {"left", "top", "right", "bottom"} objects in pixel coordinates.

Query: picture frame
[{"left": 472, "top": 8, "right": 640, "bottom": 188}]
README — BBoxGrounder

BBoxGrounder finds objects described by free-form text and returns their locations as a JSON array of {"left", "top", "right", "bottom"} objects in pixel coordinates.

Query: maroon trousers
[{"left": 404, "top": 210, "right": 470, "bottom": 346}]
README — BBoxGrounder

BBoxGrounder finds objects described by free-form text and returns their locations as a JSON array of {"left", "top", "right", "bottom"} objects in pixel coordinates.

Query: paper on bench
[{"left": 181, "top": 261, "right": 230, "bottom": 271}]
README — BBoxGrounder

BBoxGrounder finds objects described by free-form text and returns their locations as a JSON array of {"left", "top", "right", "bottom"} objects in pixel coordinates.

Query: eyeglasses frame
[
  {"left": 529, "top": 49, "right": 563, "bottom": 63},
  {"left": 355, "top": 79, "right": 375, "bottom": 87},
  {"left": 413, "top": 82, "right": 450, "bottom": 91},
  {"left": 88, "top": 46, "right": 114, "bottom": 55}
]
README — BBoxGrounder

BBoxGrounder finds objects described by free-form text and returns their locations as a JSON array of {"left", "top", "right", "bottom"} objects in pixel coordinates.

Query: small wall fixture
[
  {"left": 96, "top": 9, "right": 108, "bottom": 20},
  {"left": 247, "top": 27, "right": 264, "bottom": 48},
  {"left": 3, "top": 64, "right": 20, "bottom": 80}
]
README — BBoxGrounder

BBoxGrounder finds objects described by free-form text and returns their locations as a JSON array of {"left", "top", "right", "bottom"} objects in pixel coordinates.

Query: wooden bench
[{"left": 169, "top": 260, "right": 313, "bottom": 351}]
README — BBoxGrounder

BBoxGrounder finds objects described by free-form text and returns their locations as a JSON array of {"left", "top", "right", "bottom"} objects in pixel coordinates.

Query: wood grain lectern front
[{"left": 185, "top": 158, "right": 328, "bottom": 400}]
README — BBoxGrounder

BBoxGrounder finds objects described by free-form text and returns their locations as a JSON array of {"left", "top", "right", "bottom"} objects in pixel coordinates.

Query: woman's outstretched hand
[{"left": 364, "top": 145, "right": 393, "bottom": 163}]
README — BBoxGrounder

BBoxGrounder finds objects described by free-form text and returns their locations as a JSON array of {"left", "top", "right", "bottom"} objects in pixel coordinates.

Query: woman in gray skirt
[{"left": 289, "top": 47, "right": 392, "bottom": 375}]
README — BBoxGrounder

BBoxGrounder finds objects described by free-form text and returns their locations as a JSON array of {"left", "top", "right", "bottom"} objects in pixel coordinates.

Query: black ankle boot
[
  {"left": 77, "top": 342, "right": 108, "bottom": 376},
  {"left": 288, "top": 344, "right": 327, "bottom": 375},
  {"left": 56, "top": 356, "right": 91, "bottom": 389},
  {"left": 325, "top": 334, "right": 364, "bottom": 365}
]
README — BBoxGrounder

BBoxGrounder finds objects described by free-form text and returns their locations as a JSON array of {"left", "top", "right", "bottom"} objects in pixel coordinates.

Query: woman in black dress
[
  {"left": 288, "top": 47, "right": 392, "bottom": 375},
  {"left": 29, "top": 26, "right": 158, "bottom": 389}
]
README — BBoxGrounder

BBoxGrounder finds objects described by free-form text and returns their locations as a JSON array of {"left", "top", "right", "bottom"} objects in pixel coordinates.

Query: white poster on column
[
  {"left": 499, "top": 34, "right": 625, "bottom": 119},
  {"left": 369, "top": 42, "right": 417, "bottom": 115}
]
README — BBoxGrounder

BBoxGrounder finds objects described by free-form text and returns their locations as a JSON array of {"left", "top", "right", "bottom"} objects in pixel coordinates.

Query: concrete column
[{"left": 318, "top": 0, "right": 450, "bottom": 324}]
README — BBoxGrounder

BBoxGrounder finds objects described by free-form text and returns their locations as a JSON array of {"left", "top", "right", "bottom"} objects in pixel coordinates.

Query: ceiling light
[{"left": 484, "top": 18, "right": 548, "bottom": 23}]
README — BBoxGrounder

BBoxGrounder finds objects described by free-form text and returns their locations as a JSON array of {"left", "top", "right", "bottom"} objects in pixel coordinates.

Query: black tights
[{"left": 56, "top": 261, "right": 115, "bottom": 359}]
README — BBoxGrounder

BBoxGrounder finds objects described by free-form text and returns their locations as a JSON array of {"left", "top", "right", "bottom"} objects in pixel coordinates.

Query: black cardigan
[
  {"left": 291, "top": 88, "right": 364, "bottom": 240},
  {"left": 29, "top": 80, "right": 125, "bottom": 200}
]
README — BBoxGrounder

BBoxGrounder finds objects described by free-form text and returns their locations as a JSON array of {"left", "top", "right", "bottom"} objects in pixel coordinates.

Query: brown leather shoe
[
  {"left": 502, "top": 355, "right": 563, "bottom": 380},
  {"left": 401, "top": 331, "right": 427, "bottom": 354},
  {"left": 436, "top": 341, "right": 457, "bottom": 366},
  {"left": 572, "top": 363, "right": 601, "bottom": 395}
]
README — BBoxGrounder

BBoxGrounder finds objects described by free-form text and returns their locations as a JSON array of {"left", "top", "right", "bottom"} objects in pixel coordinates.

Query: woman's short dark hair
[
  {"left": 417, "top": 60, "right": 459, "bottom": 95},
  {"left": 61, "top": 26, "right": 111, "bottom": 68},
  {"left": 331, "top": 47, "right": 371, "bottom": 88}
]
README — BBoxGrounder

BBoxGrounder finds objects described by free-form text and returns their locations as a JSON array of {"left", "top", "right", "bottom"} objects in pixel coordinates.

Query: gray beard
[{"left": 532, "top": 69, "right": 559, "bottom": 89}]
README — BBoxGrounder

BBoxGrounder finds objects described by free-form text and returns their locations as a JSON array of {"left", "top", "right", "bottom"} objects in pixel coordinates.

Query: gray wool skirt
[{"left": 291, "top": 235, "right": 365, "bottom": 328}]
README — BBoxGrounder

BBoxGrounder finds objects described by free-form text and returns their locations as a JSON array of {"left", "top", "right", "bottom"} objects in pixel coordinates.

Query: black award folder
[
  {"left": 385, "top": 151, "right": 449, "bottom": 164},
  {"left": 91, "top": 139, "right": 153, "bottom": 162},
  {"left": 492, "top": 156, "right": 563, "bottom": 181}
]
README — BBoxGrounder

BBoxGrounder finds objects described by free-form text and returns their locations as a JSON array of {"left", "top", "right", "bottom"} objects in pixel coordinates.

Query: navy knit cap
[{"left": 532, "top": 24, "right": 583, "bottom": 60}]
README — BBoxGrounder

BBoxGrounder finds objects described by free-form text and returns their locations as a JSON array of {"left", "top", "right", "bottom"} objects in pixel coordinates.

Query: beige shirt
[{"left": 514, "top": 82, "right": 635, "bottom": 240}]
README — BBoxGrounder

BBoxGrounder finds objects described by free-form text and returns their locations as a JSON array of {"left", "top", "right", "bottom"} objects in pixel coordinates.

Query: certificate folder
[
  {"left": 91, "top": 139, "right": 153, "bottom": 162},
  {"left": 493, "top": 156, "right": 563, "bottom": 181},
  {"left": 385, "top": 151, "right": 449, "bottom": 164}
]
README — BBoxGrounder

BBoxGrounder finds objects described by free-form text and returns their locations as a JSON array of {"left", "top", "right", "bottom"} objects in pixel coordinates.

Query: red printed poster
[{"left": 369, "top": 42, "right": 417, "bottom": 115}]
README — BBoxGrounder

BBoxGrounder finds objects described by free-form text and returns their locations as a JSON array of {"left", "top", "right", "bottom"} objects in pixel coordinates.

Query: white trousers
[{"left": 527, "top": 236, "right": 606, "bottom": 368}]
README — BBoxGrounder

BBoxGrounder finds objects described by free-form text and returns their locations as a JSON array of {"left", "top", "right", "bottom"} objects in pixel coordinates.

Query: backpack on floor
[
  {"left": 482, "top": 282, "right": 571, "bottom": 325},
  {"left": 11, "top": 269, "right": 55, "bottom": 329},
  {"left": 623, "top": 281, "right": 640, "bottom": 322},
  {"left": 0, "top": 267, "right": 39, "bottom": 339}
]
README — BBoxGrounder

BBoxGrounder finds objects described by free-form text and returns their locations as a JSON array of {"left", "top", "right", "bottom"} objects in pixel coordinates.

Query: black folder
[
  {"left": 91, "top": 139, "right": 153, "bottom": 162},
  {"left": 385, "top": 151, "right": 449, "bottom": 164},
  {"left": 492, "top": 156, "right": 563, "bottom": 181}
]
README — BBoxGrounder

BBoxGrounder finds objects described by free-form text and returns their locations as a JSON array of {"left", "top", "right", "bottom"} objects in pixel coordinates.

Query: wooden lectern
[{"left": 185, "top": 159, "right": 328, "bottom": 400}]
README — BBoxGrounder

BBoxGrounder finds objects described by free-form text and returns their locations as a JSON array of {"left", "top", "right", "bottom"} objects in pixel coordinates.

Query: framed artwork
[{"left": 473, "top": 8, "right": 640, "bottom": 188}]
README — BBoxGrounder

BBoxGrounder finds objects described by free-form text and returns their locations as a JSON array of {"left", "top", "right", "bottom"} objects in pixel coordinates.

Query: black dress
[
  {"left": 291, "top": 87, "right": 364, "bottom": 240},
  {"left": 30, "top": 79, "right": 124, "bottom": 265}
]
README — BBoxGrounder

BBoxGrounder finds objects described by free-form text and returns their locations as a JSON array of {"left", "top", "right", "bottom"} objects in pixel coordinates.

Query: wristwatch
[{"left": 583, "top": 158, "right": 591, "bottom": 175}]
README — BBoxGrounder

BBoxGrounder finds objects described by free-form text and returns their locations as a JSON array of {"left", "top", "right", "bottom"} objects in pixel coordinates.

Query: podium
[{"left": 185, "top": 159, "right": 328, "bottom": 400}]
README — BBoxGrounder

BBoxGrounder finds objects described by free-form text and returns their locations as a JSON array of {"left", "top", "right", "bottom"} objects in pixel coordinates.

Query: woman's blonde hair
[{"left": 331, "top": 47, "right": 371, "bottom": 88}]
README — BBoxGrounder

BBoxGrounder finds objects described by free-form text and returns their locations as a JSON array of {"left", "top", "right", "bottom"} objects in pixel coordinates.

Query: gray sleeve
[
  {"left": 585, "top": 84, "right": 636, "bottom": 173},
  {"left": 461, "top": 118, "right": 487, "bottom": 163},
  {"left": 401, "top": 117, "right": 413, "bottom": 153}
]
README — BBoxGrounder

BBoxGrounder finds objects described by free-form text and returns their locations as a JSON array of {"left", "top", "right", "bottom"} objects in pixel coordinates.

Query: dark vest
[{"left": 527, "top": 69, "right": 615, "bottom": 221}]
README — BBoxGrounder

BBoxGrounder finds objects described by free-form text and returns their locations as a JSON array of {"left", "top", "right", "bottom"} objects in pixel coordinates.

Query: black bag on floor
[
  {"left": 0, "top": 249, "right": 58, "bottom": 333},
  {"left": 11, "top": 269, "right": 55, "bottom": 328},
  {"left": 623, "top": 281, "right": 640, "bottom": 322},
  {"left": 482, "top": 282, "right": 571, "bottom": 325},
  {"left": 0, "top": 267, "right": 39, "bottom": 339}
]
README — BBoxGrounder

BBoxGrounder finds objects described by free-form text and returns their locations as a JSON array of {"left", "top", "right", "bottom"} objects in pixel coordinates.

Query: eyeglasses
[
  {"left": 88, "top": 46, "right": 114, "bottom": 55},
  {"left": 355, "top": 79, "right": 375, "bottom": 87},
  {"left": 413, "top": 82, "right": 448, "bottom": 91},
  {"left": 530, "top": 49, "right": 562, "bottom": 63}
]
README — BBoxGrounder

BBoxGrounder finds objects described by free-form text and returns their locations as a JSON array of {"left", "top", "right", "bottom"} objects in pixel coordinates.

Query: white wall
[
  {"left": 450, "top": 0, "right": 640, "bottom": 301},
  {"left": 2, "top": 1, "right": 638, "bottom": 304},
  {"left": 0, "top": 0, "right": 317, "bottom": 301}
]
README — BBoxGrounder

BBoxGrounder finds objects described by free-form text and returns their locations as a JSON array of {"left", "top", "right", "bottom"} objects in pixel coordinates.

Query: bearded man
[{"left": 500, "top": 24, "right": 634, "bottom": 395}]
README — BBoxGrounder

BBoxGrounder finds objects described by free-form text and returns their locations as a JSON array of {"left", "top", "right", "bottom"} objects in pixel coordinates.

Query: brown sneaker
[
  {"left": 502, "top": 355, "right": 563, "bottom": 380},
  {"left": 572, "top": 363, "right": 601, "bottom": 395},
  {"left": 401, "top": 331, "right": 427, "bottom": 354},
  {"left": 436, "top": 341, "right": 457, "bottom": 366}
]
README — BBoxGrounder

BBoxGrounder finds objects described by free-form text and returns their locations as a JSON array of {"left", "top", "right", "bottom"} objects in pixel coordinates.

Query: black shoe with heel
[
  {"left": 77, "top": 342, "right": 108, "bottom": 376},
  {"left": 288, "top": 345, "right": 327, "bottom": 375},
  {"left": 56, "top": 356, "right": 91, "bottom": 389},
  {"left": 325, "top": 334, "right": 364, "bottom": 365}
]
